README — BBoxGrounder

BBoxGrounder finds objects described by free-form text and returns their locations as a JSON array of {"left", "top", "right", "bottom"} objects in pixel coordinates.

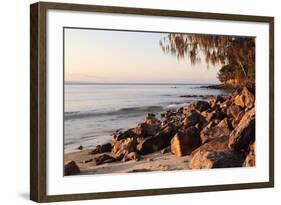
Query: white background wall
[{"left": 0, "top": 0, "right": 279, "bottom": 204}]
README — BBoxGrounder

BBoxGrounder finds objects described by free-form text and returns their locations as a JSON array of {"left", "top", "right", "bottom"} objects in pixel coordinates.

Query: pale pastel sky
[{"left": 64, "top": 28, "right": 221, "bottom": 84}]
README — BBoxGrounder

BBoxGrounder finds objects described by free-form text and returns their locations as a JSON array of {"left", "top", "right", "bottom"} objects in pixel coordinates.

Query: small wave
[
  {"left": 65, "top": 105, "right": 164, "bottom": 120},
  {"left": 165, "top": 102, "right": 190, "bottom": 109}
]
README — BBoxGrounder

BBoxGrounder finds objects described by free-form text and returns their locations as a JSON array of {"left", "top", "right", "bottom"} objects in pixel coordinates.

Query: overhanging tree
[{"left": 159, "top": 34, "right": 255, "bottom": 86}]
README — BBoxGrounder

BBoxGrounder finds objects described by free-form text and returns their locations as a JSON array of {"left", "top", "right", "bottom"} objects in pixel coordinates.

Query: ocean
[{"left": 64, "top": 83, "right": 229, "bottom": 152}]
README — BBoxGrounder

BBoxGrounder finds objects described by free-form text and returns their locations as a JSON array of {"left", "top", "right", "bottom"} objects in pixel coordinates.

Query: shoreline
[{"left": 64, "top": 85, "right": 256, "bottom": 175}]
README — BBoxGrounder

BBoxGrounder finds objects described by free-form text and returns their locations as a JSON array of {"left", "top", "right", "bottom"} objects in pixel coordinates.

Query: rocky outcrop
[
  {"left": 189, "top": 149, "right": 245, "bottom": 169},
  {"left": 170, "top": 126, "right": 201, "bottom": 156},
  {"left": 64, "top": 161, "right": 80, "bottom": 176},
  {"left": 229, "top": 108, "right": 255, "bottom": 151},
  {"left": 74, "top": 86, "right": 256, "bottom": 172}
]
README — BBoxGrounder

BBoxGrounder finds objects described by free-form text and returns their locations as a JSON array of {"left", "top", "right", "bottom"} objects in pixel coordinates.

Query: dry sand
[{"left": 64, "top": 149, "right": 190, "bottom": 175}]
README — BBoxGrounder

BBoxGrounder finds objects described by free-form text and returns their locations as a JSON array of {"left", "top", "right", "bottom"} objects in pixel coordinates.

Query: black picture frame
[{"left": 30, "top": 1, "right": 274, "bottom": 202}]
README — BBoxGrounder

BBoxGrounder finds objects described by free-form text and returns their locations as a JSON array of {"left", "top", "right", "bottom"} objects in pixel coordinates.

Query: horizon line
[{"left": 64, "top": 81, "right": 219, "bottom": 85}]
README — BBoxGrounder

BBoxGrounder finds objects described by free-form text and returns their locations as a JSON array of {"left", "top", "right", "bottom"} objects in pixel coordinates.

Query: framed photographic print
[{"left": 30, "top": 1, "right": 274, "bottom": 202}]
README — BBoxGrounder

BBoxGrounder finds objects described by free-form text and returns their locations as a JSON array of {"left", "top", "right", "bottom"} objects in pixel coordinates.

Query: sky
[{"left": 64, "top": 28, "right": 221, "bottom": 84}]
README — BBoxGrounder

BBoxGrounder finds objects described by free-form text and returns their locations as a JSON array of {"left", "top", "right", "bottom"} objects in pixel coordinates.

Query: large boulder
[
  {"left": 229, "top": 108, "right": 255, "bottom": 151},
  {"left": 200, "top": 118, "right": 231, "bottom": 144},
  {"left": 64, "top": 161, "right": 80, "bottom": 176},
  {"left": 189, "top": 149, "right": 245, "bottom": 169},
  {"left": 234, "top": 87, "right": 255, "bottom": 108},
  {"left": 183, "top": 101, "right": 210, "bottom": 115},
  {"left": 133, "top": 122, "right": 159, "bottom": 137},
  {"left": 88, "top": 143, "right": 112, "bottom": 155},
  {"left": 182, "top": 111, "right": 206, "bottom": 128},
  {"left": 111, "top": 137, "right": 138, "bottom": 160},
  {"left": 170, "top": 126, "right": 201, "bottom": 156},
  {"left": 190, "top": 135, "right": 229, "bottom": 158},
  {"left": 137, "top": 125, "right": 175, "bottom": 154},
  {"left": 244, "top": 142, "right": 255, "bottom": 167}
]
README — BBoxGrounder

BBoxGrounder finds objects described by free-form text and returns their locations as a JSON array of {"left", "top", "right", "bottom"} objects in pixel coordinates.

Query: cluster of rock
[{"left": 64, "top": 87, "right": 256, "bottom": 175}]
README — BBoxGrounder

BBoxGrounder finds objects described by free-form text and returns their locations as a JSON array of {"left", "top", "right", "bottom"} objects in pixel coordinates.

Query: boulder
[
  {"left": 190, "top": 135, "right": 229, "bottom": 158},
  {"left": 183, "top": 101, "right": 210, "bottom": 115},
  {"left": 137, "top": 125, "right": 175, "bottom": 154},
  {"left": 88, "top": 143, "right": 112, "bottom": 155},
  {"left": 244, "top": 142, "right": 255, "bottom": 167},
  {"left": 227, "top": 105, "right": 242, "bottom": 118},
  {"left": 234, "top": 87, "right": 255, "bottom": 108},
  {"left": 229, "top": 108, "right": 255, "bottom": 151},
  {"left": 112, "top": 128, "right": 137, "bottom": 142},
  {"left": 93, "top": 154, "right": 116, "bottom": 165},
  {"left": 182, "top": 111, "right": 206, "bottom": 128},
  {"left": 189, "top": 149, "right": 245, "bottom": 169},
  {"left": 64, "top": 161, "right": 80, "bottom": 176},
  {"left": 112, "top": 137, "right": 138, "bottom": 160},
  {"left": 203, "top": 110, "right": 225, "bottom": 122},
  {"left": 133, "top": 122, "right": 159, "bottom": 138},
  {"left": 170, "top": 126, "right": 201, "bottom": 156},
  {"left": 200, "top": 118, "right": 231, "bottom": 144},
  {"left": 191, "top": 101, "right": 210, "bottom": 112}
]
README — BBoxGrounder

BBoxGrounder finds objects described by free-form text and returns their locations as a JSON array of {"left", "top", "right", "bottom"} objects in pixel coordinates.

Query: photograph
[{"left": 63, "top": 28, "right": 256, "bottom": 176}]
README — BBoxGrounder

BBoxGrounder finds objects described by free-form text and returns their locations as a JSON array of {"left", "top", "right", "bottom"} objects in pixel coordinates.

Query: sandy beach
[{"left": 65, "top": 149, "right": 189, "bottom": 175}]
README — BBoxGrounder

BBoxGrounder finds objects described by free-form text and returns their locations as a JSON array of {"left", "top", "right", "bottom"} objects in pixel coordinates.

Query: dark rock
[
  {"left": 93, "top": 154, "right": 116, "bottom": 165},
  {"left": 227, "top": 105, "right": 242, "bottom": 118},
  {"left": 137, "top": 125, "right": 175, "bottom": 154},
  {"left": 191, "top": 101, "right": 210, "bottom": 112},
  {"left": 189, "top": 149, "right": 245, "bottom": 169},
  {"left": 234, "top": 87, "right": 255, "bottom": 108},
  {"left": 77, "top": 145, "right": 83, "bottom": 150},
  {"left": 182, "top": 111, "right": 206, "bottom": 128},
  {"left": 112, "top": 128, "right": 137, "bottom": 141},
  {"left": 244, "top": 142, "right": 255, "bottom": 167},
  {"left": 170, "top": 126, "right": 201, "bottom": 156},
  {"left": 200, "top": 118, "right": 231, "bottom": 144},
  {"left": 88, "top": 143, "right": 112, "bottom": 155},
  {"left": 209, "top": 95, "right": 226, "bottom": 108},
  {"left": 83, "top": 159, "right": 93, "bottom": 163},
  {"left": 64, "top": 161, "right": 80, "bottom": 176},
  {"left": 229, "top": 108, "right": 255, "bottom": 151},
  {"left": 190, "top": 135, "right": 229, "bottom": 158}
]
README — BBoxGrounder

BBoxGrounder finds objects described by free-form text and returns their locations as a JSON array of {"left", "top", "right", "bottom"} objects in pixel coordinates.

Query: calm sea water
[{"left": 64, "top": 83, "right": 229, "bottom": 152}]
